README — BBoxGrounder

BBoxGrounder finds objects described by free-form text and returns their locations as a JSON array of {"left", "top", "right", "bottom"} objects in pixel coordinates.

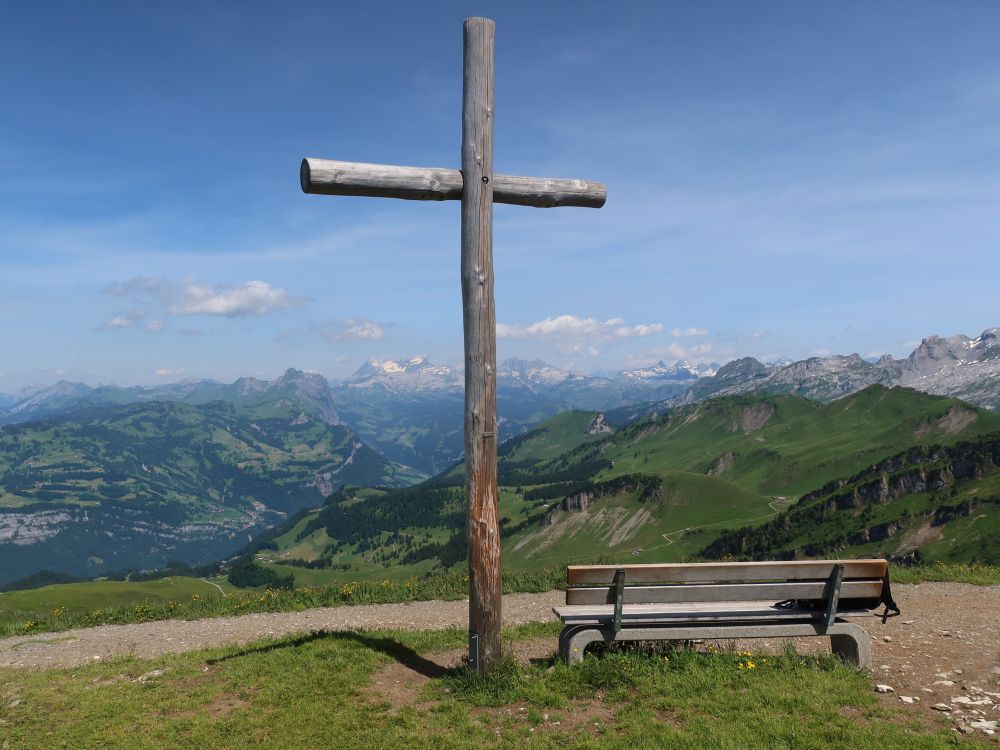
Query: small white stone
[
  {"left": 876, "top": 684, "right": 895, "bottom": 693},
  {"left": 900, "top": 696, "right": 916, "bottom": 704},
  {"left": 934, "top": 680, "right": 956, "bottom": 686},
  {"left": 952, "top": 696, "right": 992, "bottom": 706},
  {"left": 883, "top": 635, "right": 893, "bottom": 642},
  {"left": 932, "top": 704, "right": 952, "bottom": 712}
]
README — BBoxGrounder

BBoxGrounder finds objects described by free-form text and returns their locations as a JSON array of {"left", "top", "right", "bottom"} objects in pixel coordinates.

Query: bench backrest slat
[
  {"left": 565, "top": 579, "right": 884, "bottom": 605},
  {"left": 566, "top": 560, "right": 887, "bottom": 585}
]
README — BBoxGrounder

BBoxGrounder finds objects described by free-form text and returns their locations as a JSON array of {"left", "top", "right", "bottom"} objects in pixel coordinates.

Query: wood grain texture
[
  {"left": 564, "top": 580, "right": 884, "bottom": 605},
  {"left": 566, "top": 560, "right": 889, "bottom": 585},
  {"left": 461, "top": 16, "right": 501, "bottom": 673},
  {"left": 301, "top": 158, "right": 606, "bottom": 208}
]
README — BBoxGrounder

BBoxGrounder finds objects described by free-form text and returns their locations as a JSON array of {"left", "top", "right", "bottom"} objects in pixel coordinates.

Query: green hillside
[
  {"left": 704, "top": 434, "right": 1000, "bottom": 564},
  {"left": 0, "top": 400, "right": 403, "bottom": 511},
  {"left": 0, "top": 576, "right": 236, "bottom": 628},
  {"left": 498, "top": 410, "right": 608, "bottom": 463},
  {"left": 592, "top": 386, "right": 1000, "bottom": 496},
  {"left": 0, "top": 400, "right": 414, "bottom": 586},
  {"left": 251, "top": 386, "right": 1000, "bottom": 585}
]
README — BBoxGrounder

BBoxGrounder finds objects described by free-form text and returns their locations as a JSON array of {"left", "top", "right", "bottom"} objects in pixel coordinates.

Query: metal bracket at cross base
[{"left": 468, "top": 631, "right": 480, "bottom": 672}]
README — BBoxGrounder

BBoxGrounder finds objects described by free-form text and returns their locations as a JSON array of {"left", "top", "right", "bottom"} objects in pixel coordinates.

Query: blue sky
[{"left": 2, "top": 1, "right": 999, "bottom": 391}]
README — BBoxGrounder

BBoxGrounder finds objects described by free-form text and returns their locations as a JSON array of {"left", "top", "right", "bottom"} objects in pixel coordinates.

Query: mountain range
[
  {"left": 2, "top": 326, "right": 999, "bottom": 586},
  {"left": 2, "top": 328, "right": 998, "bottom": 475}
]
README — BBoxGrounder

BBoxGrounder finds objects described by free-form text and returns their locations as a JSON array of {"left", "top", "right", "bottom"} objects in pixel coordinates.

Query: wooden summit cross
[{"left": 299, "top": 17, "right": 606, "bottom": 672}]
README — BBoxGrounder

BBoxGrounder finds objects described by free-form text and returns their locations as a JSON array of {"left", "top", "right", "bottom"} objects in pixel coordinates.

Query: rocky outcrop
[
  {"left": 799, "top": 436, "right": 1000, "bottom": 512},
  {"left": 709, "top": 451, "right": 737, "bottom": 476},
  {"left": 541, "top": 473, "right": 663, "bottom": 527},
  {"left": 585, "top": 413, "right": 612, "bottom": 435},
  {"left": 701, "top": 433, "right": 1000, "bottom": 561},
  {"left": 738, "top": 403, "right": 774, "bottom": 433}
]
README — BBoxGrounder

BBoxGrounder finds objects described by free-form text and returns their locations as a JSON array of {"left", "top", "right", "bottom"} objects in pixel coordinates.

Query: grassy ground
[
  {"left": 0, "top": 577, "right": 237, "bottom": 631},
  {"left": 0, "top": 622, "right": 973, "bottom": 749}
]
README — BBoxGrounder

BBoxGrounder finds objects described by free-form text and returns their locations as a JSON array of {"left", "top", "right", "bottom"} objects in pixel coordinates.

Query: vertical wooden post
[{"left": 460, "top": 16, "right": 500, "bottom": 672}]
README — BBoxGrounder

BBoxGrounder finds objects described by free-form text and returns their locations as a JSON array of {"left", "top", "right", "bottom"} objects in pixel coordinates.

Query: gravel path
[{"left": 0, "top": 591, "right": 565, "bottom": 670}]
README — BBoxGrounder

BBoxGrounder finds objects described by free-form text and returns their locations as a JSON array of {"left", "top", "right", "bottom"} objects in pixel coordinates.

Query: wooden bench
[{"left": 554, "top": 560, "right": 899, "bottom": 667}]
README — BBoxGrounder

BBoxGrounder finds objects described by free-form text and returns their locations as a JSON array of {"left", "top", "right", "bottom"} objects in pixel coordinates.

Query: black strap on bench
[
  {"left": 822, "top": 564, "right": 845, "bottom": 631},
  {"left": 878, "top": 565, "right": 901, "bottom": 624},
  {"left": 612, "top": 568, "right": 625, "bottom": 634}
]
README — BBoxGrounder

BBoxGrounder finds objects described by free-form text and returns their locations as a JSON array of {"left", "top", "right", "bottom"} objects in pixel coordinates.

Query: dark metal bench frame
[{"left": 555, "top": 561, "right": 896, "bottom": 667}]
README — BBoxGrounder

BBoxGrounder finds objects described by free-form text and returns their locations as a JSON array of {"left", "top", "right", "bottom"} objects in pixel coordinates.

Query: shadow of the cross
[
  {"left": 333, "top": 632, "right": 452, "bottom": 678},
  {"left": 204, "top": 629, "right": 453, "bottom": 678},
  {"left": 205, "top": 629, "right": 332, "bottom": 664}
]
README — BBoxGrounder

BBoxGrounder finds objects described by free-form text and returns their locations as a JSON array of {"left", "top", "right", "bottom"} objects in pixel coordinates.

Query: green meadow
[{"left": 0, "top": 622, "right": 976, "bottom": 749}]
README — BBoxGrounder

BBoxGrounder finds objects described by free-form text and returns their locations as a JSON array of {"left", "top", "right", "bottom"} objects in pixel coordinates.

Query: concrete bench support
[{"left": 559, "top": 620, "right": 872, "bottom": 668}]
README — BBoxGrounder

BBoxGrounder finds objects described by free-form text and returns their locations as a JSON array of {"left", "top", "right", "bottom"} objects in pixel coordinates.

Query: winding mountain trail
[{"left": 657, "top": 498, "right": 795, "bottom": 548}]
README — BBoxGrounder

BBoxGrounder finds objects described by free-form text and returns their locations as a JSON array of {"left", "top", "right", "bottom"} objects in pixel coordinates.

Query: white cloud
[
  {"left": 102, "top": 309, "right": 145, "bottom": 329},
  {"left": 108, "top": 277, "right": 298, "bottom": 320},
  {"left": 317, "top": 317, "right": 387, "bottom": 342},
  {"left": 154, "top": 368, "right": 184, "bottom": 377},
  {"left": 497, "top": 315, "right": 662, "bottom": 341},
  {"left": 168, "top": 280, "right": 296, "bottom": 317},
  {"left": 669, "top": 327, "right": 709, "bottom": 337}
]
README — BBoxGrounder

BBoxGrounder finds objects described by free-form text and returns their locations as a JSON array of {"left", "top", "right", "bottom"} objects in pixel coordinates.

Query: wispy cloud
[
  {"left": 101, "top": 309, "right": 145, "bottom": 329},
  {"left": 106, "top": 277, "right": 300, "bottom": 320},
  {"left": 670, "top": 327, "right": 709, "bottom": 337},
  {"left": 316, "top": 317, "right": 387, "bottom": 342},
  {"left": 169, "top": 280, "right": 297, "bottom": 317},
  {"left": 497, "top": 315, "right": 662, "bottom": 340},
  {"left": 154, "top": 367, "right": 184, "bottom": 377}
]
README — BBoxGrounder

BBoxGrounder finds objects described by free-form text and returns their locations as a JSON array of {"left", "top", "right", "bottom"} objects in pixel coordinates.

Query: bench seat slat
[
  {"left": 554, "top": 601, "right": 875, "bottom": 625},
  {"left": 565, "top": 579, "right": 883, "bottom": 605},
  {"left": 566, "top": 560, "right": 887, "bottom": 585}
]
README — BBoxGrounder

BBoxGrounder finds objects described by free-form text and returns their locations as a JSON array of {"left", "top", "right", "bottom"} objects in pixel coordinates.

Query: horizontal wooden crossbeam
[{"left": 300, "top": 158, "right": 607, "bottom": 208}]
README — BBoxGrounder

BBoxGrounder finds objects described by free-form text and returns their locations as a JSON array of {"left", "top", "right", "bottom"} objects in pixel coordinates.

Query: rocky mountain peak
[
  {"left": 498, "top": 358, "right": 575, "bottom": 386},
  {"left": 618, "top": 360, "right": 719, "bottom": 381},
  {"left": 907, "top": 334, "right": 974, "bottom": 377},
  {"left": 716, "top": 357, "right": 768, "bottom": 381}
]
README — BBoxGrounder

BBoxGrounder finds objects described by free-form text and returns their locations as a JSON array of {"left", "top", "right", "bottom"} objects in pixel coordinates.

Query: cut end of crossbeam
[{"left": 299, "top": 158, "right": 311, "bottom": 193}]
